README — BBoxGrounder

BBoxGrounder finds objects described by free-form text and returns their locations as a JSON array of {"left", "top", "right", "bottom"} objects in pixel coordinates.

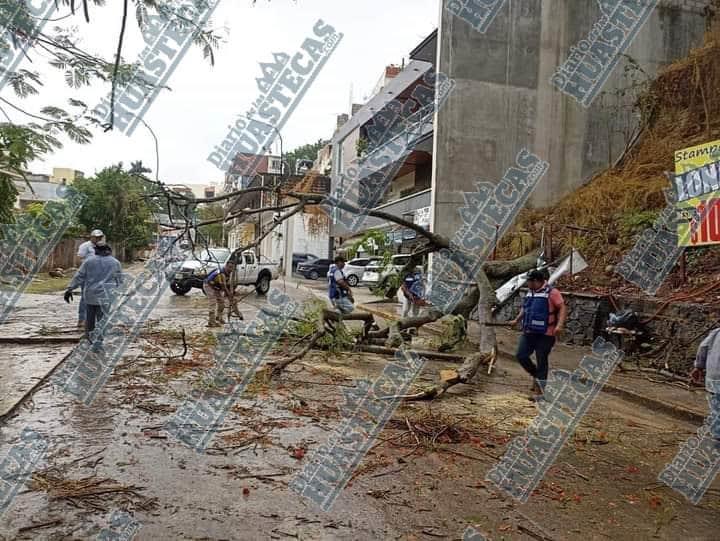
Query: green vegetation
[
  {"left": 72, "top": 164, "right": 155, "bottom": 260},
  {"left": 0, "top": 1, "right": 219, "bottom": 227},
  {"left": 2, "top": 273, "right": 70, "bottom": 295},
  {"left": 197, "top": 203, "right": 225, "bottom": 247},
  {"left": 291, "top": 299, "right": 357, "bottom": 353}
]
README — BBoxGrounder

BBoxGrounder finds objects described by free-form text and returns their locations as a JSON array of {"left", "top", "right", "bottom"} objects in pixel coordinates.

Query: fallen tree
[{"left": 142, "top": 173, "right": 540, "bottom": 401}]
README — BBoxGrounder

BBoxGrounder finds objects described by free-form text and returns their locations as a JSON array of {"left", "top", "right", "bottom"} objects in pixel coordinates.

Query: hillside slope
[{"left": 502, "top": 22, "right": 720, "bottom": 300}]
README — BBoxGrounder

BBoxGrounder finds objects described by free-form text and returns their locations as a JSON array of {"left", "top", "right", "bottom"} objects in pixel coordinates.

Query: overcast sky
[{"left": 13, "top": 0, "right": 439, "bottom": 186}]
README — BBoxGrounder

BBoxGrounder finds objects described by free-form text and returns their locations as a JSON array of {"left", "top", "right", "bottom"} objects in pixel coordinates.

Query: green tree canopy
[
  {"left": 73, "top": 164, "right": 155, "bottom": 260},
  {"left": 0, "top": 0, "right": 220, "bottom": 224},
  {"left": 197, "top": 202, "right": 225, "bottom": 247}
]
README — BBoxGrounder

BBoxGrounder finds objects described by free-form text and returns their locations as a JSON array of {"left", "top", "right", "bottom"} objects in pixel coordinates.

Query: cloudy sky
[{"left": 12, "top": 0, "right": 440, "bottom": 187}]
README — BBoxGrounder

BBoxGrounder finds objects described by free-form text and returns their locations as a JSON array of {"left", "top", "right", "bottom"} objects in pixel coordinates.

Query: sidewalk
[{"left": 354, "top": 300, "right": 711, "bottom": 424}]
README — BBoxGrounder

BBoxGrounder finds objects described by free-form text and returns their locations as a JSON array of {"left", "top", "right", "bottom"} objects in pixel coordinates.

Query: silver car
[
  {"left": 360, "top": 254, "right": 413, "bottom": 290},
  {"left": 343, "top": 257, "right": 380, "bottom": 287}
]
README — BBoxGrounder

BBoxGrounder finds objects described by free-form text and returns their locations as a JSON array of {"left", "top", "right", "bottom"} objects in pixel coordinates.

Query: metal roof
[{"left": 332, "top": 59, "right": 434, "bottom": 144}]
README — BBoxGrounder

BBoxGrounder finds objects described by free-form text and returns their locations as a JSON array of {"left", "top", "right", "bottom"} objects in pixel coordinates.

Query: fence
[{"left": 42, "top": 238, "right": 84, "bottom": 272}]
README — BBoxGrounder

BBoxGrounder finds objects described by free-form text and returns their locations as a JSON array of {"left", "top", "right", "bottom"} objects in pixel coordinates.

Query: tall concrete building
[
  {"left": 431, "top": 0, "right": 709, "bottom": 241},
  {"left": 327, "top": 0, "right": 709, "bottom": 257}
]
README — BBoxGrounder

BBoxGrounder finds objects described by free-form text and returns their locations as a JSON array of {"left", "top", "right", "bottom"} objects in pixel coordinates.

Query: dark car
[
  {"left": 297, "top": 258, "right": 331, "bottom": 280},
  {"left": 292, "top": 252, "right": 319, "bottom": 272}
]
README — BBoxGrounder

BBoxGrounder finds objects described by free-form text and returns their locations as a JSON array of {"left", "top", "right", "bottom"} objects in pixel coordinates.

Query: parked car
[
  {"left": 361, "top": 254, "right": 423, "bottom": 296},
  {"left": 297, "top": 258, "right": 332, "bottom": 280},
  {"left": 292, "top": 252, "right": 319, "bottom": 272},
  {"left": 170, "top": 248, "right": 279, "bottom": 296},
  {"left": 343, "top": 257, "right": 381, "bottom": 287}
]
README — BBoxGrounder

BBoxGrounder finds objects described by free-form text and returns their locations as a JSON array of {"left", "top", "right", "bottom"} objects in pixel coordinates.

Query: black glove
[{"left": 63, "top": 289, "right": 74, "bottom": 303}]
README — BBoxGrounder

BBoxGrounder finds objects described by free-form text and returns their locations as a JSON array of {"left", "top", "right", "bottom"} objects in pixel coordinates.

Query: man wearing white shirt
[
  {"left": 328, "top": 256, "right": 354, "bottom": 315},
  {"left": 76, "top": 229, "right": 105, "bottom": 328}
]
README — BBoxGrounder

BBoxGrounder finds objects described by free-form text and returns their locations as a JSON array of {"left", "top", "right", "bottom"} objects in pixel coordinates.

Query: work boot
[{"left": 207, "top": 311, "right": 219, "bottom": 328}]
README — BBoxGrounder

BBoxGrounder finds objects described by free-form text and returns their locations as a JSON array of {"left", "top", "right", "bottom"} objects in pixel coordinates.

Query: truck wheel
[
  {"left": 347, "top": 274, "right": 359, "bottom": 287},
  {"left": 170, "top": 281, "right": 192, "bottom": 296},
  {"left": 255, "top": 274, "right": 271, "bottom": 295}
]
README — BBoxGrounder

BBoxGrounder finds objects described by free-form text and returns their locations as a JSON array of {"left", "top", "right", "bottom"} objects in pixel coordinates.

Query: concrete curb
[{"left": 356, "top": 303, "right": 708, "bottom": 424}]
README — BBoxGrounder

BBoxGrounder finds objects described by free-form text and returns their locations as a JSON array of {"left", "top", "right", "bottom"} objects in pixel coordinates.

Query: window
[
  {"left": 269, "top": 159, "right": 282, "bottom": 173},
  {"left": 244, "top": 253, "right": 255, "bottom": 265}
]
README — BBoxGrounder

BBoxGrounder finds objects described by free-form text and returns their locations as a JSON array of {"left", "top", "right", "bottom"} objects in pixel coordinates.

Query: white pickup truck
[{"left": 170, "top": 248, "right": 279, "bottom": 296}]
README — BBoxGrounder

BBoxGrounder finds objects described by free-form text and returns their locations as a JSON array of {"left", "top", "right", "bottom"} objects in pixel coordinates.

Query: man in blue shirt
[
  {"left": 75, "top": 229, "right": 105, "bottom": 328},
  {"left": 64, "top": 242, "right": 122, "bottom": 340}
]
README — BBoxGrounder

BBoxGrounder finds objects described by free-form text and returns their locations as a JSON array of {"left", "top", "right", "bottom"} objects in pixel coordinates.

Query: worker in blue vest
[
  {"left": 400, "top": 268, "right": 426, "bottom": 318},
  {"left": 510, "top": 269, "right": 567, "bottom": 398},
  {"left": 328, "top": 255, "right": 354, "bottom": 314}
]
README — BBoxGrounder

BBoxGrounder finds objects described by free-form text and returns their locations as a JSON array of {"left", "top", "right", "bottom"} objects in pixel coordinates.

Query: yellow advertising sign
[
  {"left": 674, "top": 140, "right": 720, "bottom": 173},
  {"left": 673, "top": 140, "right": 720, "bottom": 247}
]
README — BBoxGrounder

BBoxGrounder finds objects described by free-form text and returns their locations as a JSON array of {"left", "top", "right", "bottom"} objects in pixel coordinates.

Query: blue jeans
[
  {"left": 78, "top": 287, "right": 86, "bottom": 322},
  {"left": 85, "top": 304, "right": 105, "bottom": 340},
  {"left": 332, "top": 296, "right": 354, "bottom": 315},
  {"left": 516, "top": 333, "right": 556, "bottom": 387},
  {"left": 709, "top": 393, "right": 720, "bottom": 440}
]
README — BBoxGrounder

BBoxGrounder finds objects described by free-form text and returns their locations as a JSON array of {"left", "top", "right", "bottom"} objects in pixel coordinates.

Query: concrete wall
[
  {"left": 282, "top": 212, "right": 330, "bottom": 278},
  {"left": 431, "top": 0, "right": 709, "bottom": 241},
  {"left": 292, "top": 213, "right": 329, "bottom": 258}
]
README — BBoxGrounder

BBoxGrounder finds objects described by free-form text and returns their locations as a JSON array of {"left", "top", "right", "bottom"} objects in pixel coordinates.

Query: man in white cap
[{"left": 76, "top": 229, "right": 105, "bottom": 328}]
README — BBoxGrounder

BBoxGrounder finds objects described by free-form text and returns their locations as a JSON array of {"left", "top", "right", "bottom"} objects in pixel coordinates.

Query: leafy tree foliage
[
  {"left": 0, "top": 0, "right": 220, "bottom": 223},
  {"left": 198, "top": 202, "right": 225, "bottom": 246},
  {"left": 73, "top": 163, "right": 155, "bottom": 259}
]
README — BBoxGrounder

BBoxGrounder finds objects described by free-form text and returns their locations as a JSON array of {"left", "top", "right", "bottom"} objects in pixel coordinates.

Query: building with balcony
[
  {"left": 224, "top": 153, "right": 285, "bottom": 192},
  {"left": 328, "top": 31, "right": 437, "bottom": 256},
  {"left": 223, "top": 162, "right": 331, "bottom": 271}
]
